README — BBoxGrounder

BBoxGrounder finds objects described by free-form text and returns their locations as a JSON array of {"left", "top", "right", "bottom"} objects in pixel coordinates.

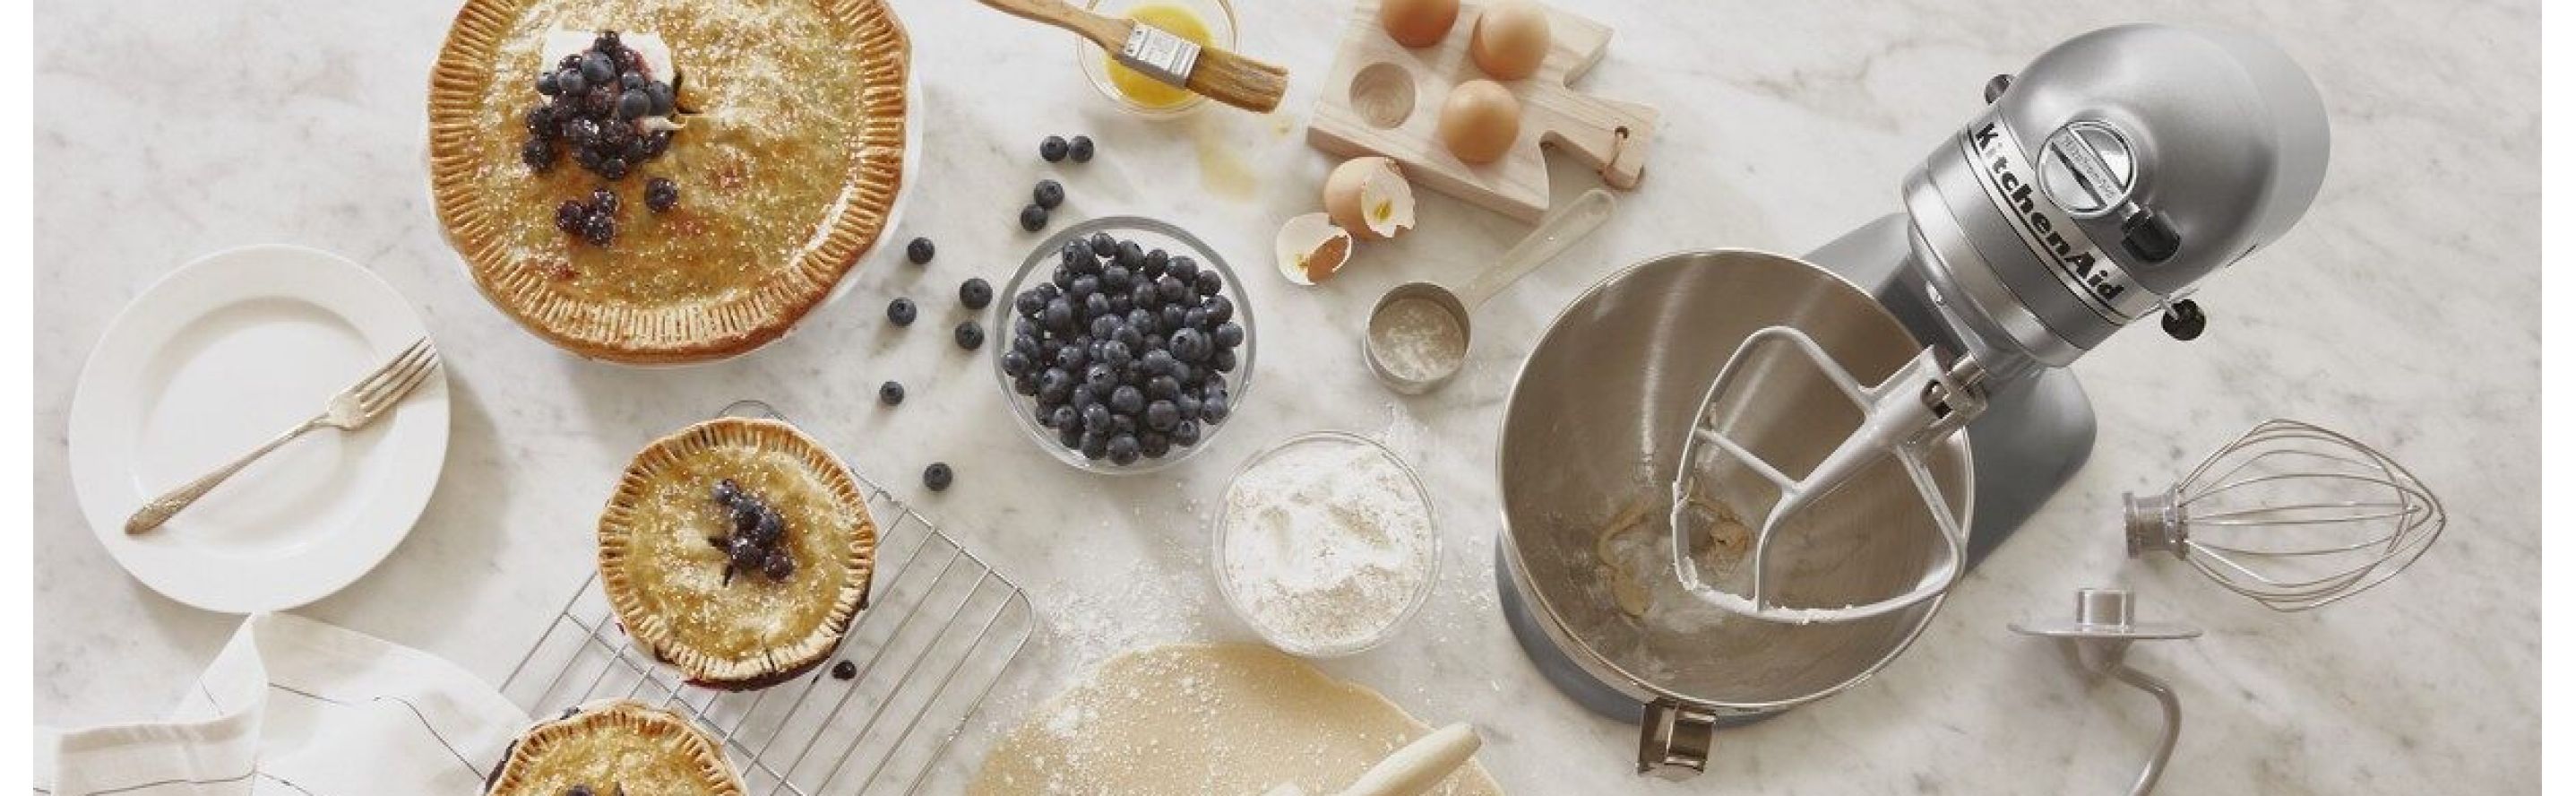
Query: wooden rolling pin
[{"left": 1265, "top": 723, "right": 1484, "bottom": 796}]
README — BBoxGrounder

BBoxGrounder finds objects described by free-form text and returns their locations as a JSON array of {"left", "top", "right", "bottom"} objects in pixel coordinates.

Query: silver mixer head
[
  {"left": 1905, "top": 23, "right": 2333, "bottom": 373},
  {"left": 1675, "top": 24, "right": 2333, "bottom": 625}
]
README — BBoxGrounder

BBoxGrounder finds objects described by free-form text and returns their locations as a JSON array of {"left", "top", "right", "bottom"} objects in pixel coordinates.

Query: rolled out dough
[{"left": 969, "top": 644, "right": 1504, "bottom": 795}]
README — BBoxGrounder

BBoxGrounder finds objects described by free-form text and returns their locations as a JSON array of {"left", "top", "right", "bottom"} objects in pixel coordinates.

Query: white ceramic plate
[{"left": 68, "top": 245, "right": 450, "bottom": 614}]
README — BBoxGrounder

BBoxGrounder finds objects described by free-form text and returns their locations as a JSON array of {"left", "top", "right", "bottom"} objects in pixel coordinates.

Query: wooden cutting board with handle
[{"left": 1307, "top": 0, "right": 1657, "bottom": 222}]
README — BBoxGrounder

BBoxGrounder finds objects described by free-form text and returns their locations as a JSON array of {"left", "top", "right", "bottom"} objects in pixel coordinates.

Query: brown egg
[
  {"left": 1469, "top": 0, "right": 1551, "bottom": 80},
  {"left": 1437, "top": 79, "right": 1521, "bottom": 165},
  {"left": 1378, "top": 0, "right": 1460, "bottom": 48},
  {"left": 1322, "top": 157, "right": 1417, "bottom": 240}
]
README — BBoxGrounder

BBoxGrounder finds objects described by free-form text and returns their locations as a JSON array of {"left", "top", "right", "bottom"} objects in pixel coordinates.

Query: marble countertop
[{"left": 35, "top": 0, "right": 2539, "bottom": 792}]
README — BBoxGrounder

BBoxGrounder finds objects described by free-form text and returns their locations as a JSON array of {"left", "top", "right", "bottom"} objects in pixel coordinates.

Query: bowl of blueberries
[{"left": 995, "top": 216, "right": 1252, "bottom": 473}]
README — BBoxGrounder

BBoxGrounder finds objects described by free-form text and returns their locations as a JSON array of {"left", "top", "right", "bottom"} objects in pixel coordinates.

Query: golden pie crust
[
  {"left": 486, "top": 699, "right": 744, "bottom": 796},
  {"left": 428, "top": 0, "right": 909, "bottom": 364},
  {"left": 599, "top": 418, "right": 876, "bottom": 688}
]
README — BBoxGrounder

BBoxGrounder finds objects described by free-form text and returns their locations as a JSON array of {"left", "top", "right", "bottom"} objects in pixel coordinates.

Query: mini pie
[
  {"left": 599, "top": 418, "right": 877, "bottom": 688},
  {"left": 427, "top": 0, "right": 909, "bottom": 363},
  {"left": 486, "top": 699, "right": 744, "bottom": 796}
]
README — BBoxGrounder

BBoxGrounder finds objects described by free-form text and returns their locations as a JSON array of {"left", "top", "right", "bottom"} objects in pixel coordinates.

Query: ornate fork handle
[{"left": 124, "top": 417, "right": 324, "bottom": 535}]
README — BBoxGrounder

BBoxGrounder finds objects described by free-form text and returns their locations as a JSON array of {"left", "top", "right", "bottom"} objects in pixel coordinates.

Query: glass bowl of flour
[{"left": 1213, "top": 430, "right": 1438, "bottom": 657}]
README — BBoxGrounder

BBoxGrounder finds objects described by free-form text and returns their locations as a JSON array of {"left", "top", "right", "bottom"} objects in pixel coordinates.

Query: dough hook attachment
[{"left": 2011, "top": 587, "right": 2200, "bottom": 796}]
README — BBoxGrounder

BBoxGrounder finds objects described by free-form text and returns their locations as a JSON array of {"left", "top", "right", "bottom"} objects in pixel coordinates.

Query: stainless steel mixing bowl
[{"left": 1494, "top": 249, "right": 1973, "bottom": 777}]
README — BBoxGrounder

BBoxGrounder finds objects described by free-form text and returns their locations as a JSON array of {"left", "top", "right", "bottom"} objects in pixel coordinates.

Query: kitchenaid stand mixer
[
  {"left": 1494, "top": 22, "right": 2332, "bottom": 777},
  {"left": 1671, "top": 22, "right": 2332, "bottom": 624}
]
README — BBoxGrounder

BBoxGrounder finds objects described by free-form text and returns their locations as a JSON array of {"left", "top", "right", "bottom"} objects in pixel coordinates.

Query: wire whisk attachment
[{"left": 2124, "top": 419, "right": 2442, "bottom": 611}]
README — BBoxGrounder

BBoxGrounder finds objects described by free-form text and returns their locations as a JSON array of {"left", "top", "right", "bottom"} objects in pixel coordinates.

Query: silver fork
[{"left": 124, "top": 338, "right": 444, "bottom": 535}]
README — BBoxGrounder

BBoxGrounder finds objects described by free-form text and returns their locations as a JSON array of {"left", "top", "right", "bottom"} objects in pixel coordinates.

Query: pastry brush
[{"left": 978, "top": 0, "right": 1288, "bottom": 113}]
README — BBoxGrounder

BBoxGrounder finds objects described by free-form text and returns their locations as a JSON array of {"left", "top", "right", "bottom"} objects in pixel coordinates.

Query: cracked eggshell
[
  {"left": 1275, "top": 212, "right": 1354, "bottom": 286},
  {"left": 1322, "top": 157, "right": 1417, "bottom": 241}
]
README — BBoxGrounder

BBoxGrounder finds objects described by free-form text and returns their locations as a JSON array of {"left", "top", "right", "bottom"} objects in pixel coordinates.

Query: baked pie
[
  {"left": 485, "top": 699, "right": 743, "bottom": 796},
  {"left": 428, "top": 0, "right": 910, "bottom": 363},
  {"left": 599, "top": 418, "right": 877, "bottom": 688}
]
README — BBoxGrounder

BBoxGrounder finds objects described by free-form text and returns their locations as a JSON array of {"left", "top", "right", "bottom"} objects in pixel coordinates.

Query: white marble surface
[{"left": 34, "top": 0, "right": 2538, "bottom": 792}]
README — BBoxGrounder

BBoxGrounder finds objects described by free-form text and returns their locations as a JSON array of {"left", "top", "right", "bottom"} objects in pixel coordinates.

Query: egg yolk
[{"left": 1107, "top": 4, "right": 1212, "bottom": 108}]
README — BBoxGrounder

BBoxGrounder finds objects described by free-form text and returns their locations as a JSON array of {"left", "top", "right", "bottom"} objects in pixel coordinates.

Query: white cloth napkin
[{"left": 35, "top": 613, "right": 530, "bottom": 796}]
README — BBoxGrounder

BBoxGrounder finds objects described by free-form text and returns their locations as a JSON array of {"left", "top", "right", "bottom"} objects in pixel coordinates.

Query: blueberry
[
  {"left": 570, "top": 785, "right": 596, "bottom": 796},
  {"left": 1147, "top": 375, "right": 1180, "bottom": 400},
  {"left": 1090, "top": 232, "right": 1117, "bottom": 257},
  {"left": 1170, "top": 328, "right": 1209, "bottom": 362},
  {"left": 521, "top": 137, "right": 557, "bottom": 171},
  {"left": 1089, "top": 315, "right": 1119, "bottom": 341},
  {"left": 728, "top": 536, "right": 766, "bottom": 571},
  {"left": 1112, "top": 324, "right": 1143, "bottom": 350},
  {"left": 832, "top": 661, "right": 857, "bottom": 680},
  {"left": 1080, "top": 431, "right": 1109, "bottom": 461},
  {"left": 1114, "top": 240, "right": 1143, "bottom": 269},
  {"left": 1213, "top": 322, "right": 1245, "bottom": 349},
  {"left": 1145, "top": 400, "right": 1179, "bottom": 430},
  {"left": 1107, "top": 434, "right": 1140, "bottom": 465},
  {"left": 588, "top": 186, "right": 620, "bottom": 215},
  {"left": 1109, "top": 385, "right": 1144, "bottom": 415},
  {"left": 561, "top": 116, "right": 599, "bottom": 145},
  {"left": 593, "top": 30, "right": 623, "bottom": 53},
  {"left": 711, "top": 478, "right": 742, "bottom": 505},
  {"left": 1058, "top": 422, "right": 1086, "bottom": 449},
  {"left": 1012, "top": 331, "right": 1040, "bottom": 358},
  {"left": 537, "top": 71, "right": 561, "bottom": 96},
  {"left": 1100, "top": 340, "right": 1133, "bottom": 367},
  {"left": 1110, "top": 415, "right": 1138, "bottom": 437},
  {"left": 731, "top": 500, "right": 763, "bottom": 534},
  {"left": 1195, "top": 269, "right": 1224, "bottom": 297},
  {"left": 1085, "top": 363, "right": 1118, "bottom": 392},
  {"left": 581, "top": 212, "right": 616, "bottom": 246},
  {"left": 1039, "top": 368, "right": 1073, "bottom": 402},
  {"left": 644, "top": 177, "right": 679, "bottom": 212},
  {"left": 878, "top": 380, "right": 905, "bottom": 405},
  {"left": 1107, "top": 293, "right": 1134, "bottom": 316},
  {"left": 1049, "top": 405, "right": 1078, "bottom": 430},
  {"left": 1081, "top": 403, "right": 1113, "bottom": 432},
  {"left": 1159, "top": 274, "right": 1191, "bottom": 303},
  {"left": 1061, "top": 240, "right": 1092, "bottom": 268},
  {"left": 1001, "top": 349, "right": 1032, "bottom": 376},
  {"left": 616, "top": 89, "right": 650, "bottom": 119},
  {"left": 1168, "top": 256, "right": 1200, "bottom": 283},
  {"left": 908, "top": 237, "right": 935, "bottom": 264},
  {"left": 1142, "top": 248, "right": 1170, "bottom": 277},
  {"left": 1039, "top": 135, "right": 1069, "bottom": 162},
  {"left": 620, "top": 72, "right": 647, "bottom": 91},
  {"left": 1160, "top": 304, "right": 1188, "bottom": 332},
  {"left": 1100, "top": 264, "right": 1132, "bottom": 292},
  {"left": 1138, "top": 284, "right": 1167, "bottom": 313},
  {"left": 597, "top": 156, "right": 630, "bottom": 180},
  {"left": 1056, "top": 344, "right": 1088, "bottom": 370},
  {"left": 1140, "top": 348, "right": 1175, "bottom": 376},
  {"left": 954, "top": 320, "right": 985, "bottom": 350},
  {"left": 1210, "top": 348, "right": 1237, "bottom": 373},
  {"left": 647, "top": 81, "right": 675, "bottom": 116},
  {"left": 1184, "top": 307, "right": 1209, "bottom": 331},
  {"left": 923, "top": 462, "right": 954, "bottom": 491},
  {"left": 1176, "top": 394, "right": 1202, "bottom": 422},
  {"left": 1034, "top": 178, "right": 1064, "bottom": 210},
  {"left": 525, "top": 105, "right": 557, "bottom": 138},
  {"left": 1084, "top": 292, "right": 1113, "bottom": 319},
  {"left": 961, "top": 278, "right": 993, "bottom": 309},
  {"left": 887, "top": 297, "right": 918, "bottom": 326},
  {"left": 1070, "top": 385, "right": 1099, "bottom": 411},
  {"left": 1125, "top": 308, "right": 1159, "bottom": 335},
  {"left": 581, "top": 51, "right": 616, "bottom": 84},
  {"left": 1202, "top": 393, "right": 1231, "bottom": 423},
  {"left": 1012, "top": 373, "right": 1039, "bottom": 396},
  {"left": 1069, "top": 134, "right": 1096, "bottom": 162},
  {"left": 753, "top": 508, "right": 785, "bottom": 544},
  {"left": 1205, "top": 295, "right": 1235, "bottom": 324},
  {"left": 1020, "top": 203, "right": 1049, "bottom": 231},
  {"left": 1172, "top": 420, "right": 1202, "bottom": 446},
  {"left": 557, "top": 68, "right": 588, "bottom": 96},
  {"left": 1016, "top": 290, "right": 1047, "bottom": 318},
  {"left": 1042, "top": 298, "right": 1074, "bottom": 331}
]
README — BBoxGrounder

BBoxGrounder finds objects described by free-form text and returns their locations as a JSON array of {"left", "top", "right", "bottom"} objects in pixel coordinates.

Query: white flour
[
  {"left": 1367, "top": 298, "right": 1467, "bottom": 383},
  {"left": 1219, "top": 436, "right": 1434, "bottom": 655}
]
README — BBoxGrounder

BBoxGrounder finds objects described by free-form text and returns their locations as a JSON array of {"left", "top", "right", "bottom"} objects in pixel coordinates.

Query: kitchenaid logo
[{"left": 1965, "top": 120, "right": 2140, "bottom": 322}]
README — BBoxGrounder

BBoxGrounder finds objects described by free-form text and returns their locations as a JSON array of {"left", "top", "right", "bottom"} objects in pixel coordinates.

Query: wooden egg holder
[{"left": 1306, "top": 0, "right": 1658, "bottom": 222}]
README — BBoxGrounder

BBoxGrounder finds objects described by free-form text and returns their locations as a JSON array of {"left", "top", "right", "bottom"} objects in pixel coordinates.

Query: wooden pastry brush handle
[{"left": 978, "top": 0, "right": 1132, "bottom": 51}]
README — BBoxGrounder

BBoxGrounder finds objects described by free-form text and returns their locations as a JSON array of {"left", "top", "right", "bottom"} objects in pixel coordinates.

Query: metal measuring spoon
[{"left": 1365, "top": 189, "right": 1616, "bottom": 394}]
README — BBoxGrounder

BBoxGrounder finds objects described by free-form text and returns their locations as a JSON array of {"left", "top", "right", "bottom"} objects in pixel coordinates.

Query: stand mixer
[
  {"left": 1494, "top": 23, "right": 2331, "bottom": 777},
  {"left": 1671, "top": 23, "right": 2332, "bottom": 624}
]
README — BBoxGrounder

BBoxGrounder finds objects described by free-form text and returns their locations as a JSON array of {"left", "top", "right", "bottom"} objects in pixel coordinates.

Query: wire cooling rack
[{"left": 498, "top": 405, "right": 1034, "bottom": 795}]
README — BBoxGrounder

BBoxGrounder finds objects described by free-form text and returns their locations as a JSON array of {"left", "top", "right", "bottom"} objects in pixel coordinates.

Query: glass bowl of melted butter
[{"left": 1077, "top": 0, "right": 1237, "bottom": 118}]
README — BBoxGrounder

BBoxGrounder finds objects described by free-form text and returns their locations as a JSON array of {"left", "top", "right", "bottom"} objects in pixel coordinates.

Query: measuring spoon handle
[{"left": 1458, "top": 188, "right": 1617, "bottom": 308}]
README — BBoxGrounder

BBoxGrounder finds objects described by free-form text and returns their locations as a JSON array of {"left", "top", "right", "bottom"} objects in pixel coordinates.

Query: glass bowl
[
  {"left": 1211, "top": 431, "right": 1440, "bottom": 658},
  {"left": 1076, "top": 0, "right": 1238, "bottom": 118},
  {"left": 991, "top": 216, "right": 1256, "bottom": 475}
]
